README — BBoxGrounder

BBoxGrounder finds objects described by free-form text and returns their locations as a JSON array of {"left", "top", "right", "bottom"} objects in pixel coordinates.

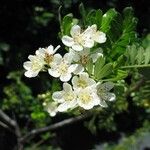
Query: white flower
[
  {"left": 62, "top": 24, "right": 106, "bottom": 51},
  {"left": 72, "top": 72, "right": 96, "bottom": 89},
  {"left": 23, "top": 54, "right": 45, "bottom": 78},
  {"left": 44, "top": 102, "right": 58, "bottom": 117},
  {"left": 69, "top": 48, "right": 103, "bottom": 74},
  {"left": 62, "top": 25, "right": 95, "bottom": 51},
  {"left": 48, "top": 53, "right": 77, "bottom": 82},
  {"left": 90, "top": 24, "right": 107, "bottom": 44},
  {"left": 52, "top": 83, "right": 77, "bottom": 112},
  {"left": 36, "top": 45, "right": 60, "bottom": 65},
  {"left": 97, "top": 82, "right": 116, "bottom": 107},
  {"left": 76, "top": 85, "right": 100, "bottom": 110}
]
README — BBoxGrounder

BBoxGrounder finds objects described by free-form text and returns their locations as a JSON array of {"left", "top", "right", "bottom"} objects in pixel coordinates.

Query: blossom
[
  {"left": 76, "top": 85, "right": 100, "bottom": 110},
  {"left": 72, "top": 72, "right": 96, "bottom": 89},
  {"left": 90, "top": 24, "right": 107, "bottom": 44},
  {"left": 43, "top": 102, "right": 58, "bottom": 117},
  {"left": 23, "top": 54, "right": 45, "bottom": 78},
  {"left": 48, "top": 53, "right": 77, "bottom": 82},
  {"left": 62, "top": 25, "right": 94, "bottom": 51},
  {"left": 62, "top": 24, "right": 106, "bottom": 51},
  {"left": 97, "top": 82, "right": 116, "bottom": 107},
  {"left": 69, "top": 48, "right": 103, "bottom": 74},
  {"left": 36, "top": 45, "right": 60, "bottom": 65},
  {"left": 52, "top": 83, "right": 77, "bottom": 112}
]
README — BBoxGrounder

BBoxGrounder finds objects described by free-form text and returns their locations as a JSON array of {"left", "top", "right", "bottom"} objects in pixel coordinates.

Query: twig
[
  {"left": 0, "top": 109, "right": 16, "bottom": 127},
  {"left": 0, "top": 120, "right": 11, "bottom": 131},
  {"left": 0, "top": 109, "right": 23, "bottom": 150},
  {"left": 21, "top": 112, "right": 91, "bottom": 143}
]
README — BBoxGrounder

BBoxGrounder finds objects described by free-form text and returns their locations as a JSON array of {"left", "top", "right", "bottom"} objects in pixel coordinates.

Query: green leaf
[
  {"left": 95, "top": 9, "right": 103, "bottom": 28},
  {"left": 144, "top": 47, "right": 150, "bottom": 64},
  {"left": 79, "top": 3, "right": 86, "bottom": 25},
  {"left": 101, "top": 8, "right": 118, "bottom": 33},
  {"left": 86, "top": 58, "right": 93, "bottom": 75},
  {"left": 94, "top": 56, "right": 105, "bottom": 78},
  {"left": 113, "top": 55, "right": 126, "bottom": 68},
  {"left": 61, "top": 14, "right": 73, "bottom": 35},
  {"left": 96, "top": 63, "right": 113, "bottom": 80},
  {"left": 136, "top": 47, "right": 144, "bottom": 65},
  {"left": 123, "top": 7, "right": 137, "bottom": 32},
  {"left": 86, "top": 10, "right": 96, "bottom": 26},
  {"left": 126, "top": 44, "right": 137, "bottom": 65}
]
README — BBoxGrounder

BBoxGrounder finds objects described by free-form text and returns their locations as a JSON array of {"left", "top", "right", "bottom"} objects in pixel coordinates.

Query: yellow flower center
[
  {"left": 77, "top": 79, "right": 88, "bottom": 88},
  {"left": 74, "top": 35, "right": 83, "bottom": 44},
  {"left": 58, "top": 62, "right": 68, "bottom": 74},
  {"left": 79, "top": 92, "right": 91, "bottom": 104},
  {"left": 64, "top": 92, "right": 75, "bottom": 101},
  {"left": 31, "top": 60, "right": 42, "bottom": 71}
]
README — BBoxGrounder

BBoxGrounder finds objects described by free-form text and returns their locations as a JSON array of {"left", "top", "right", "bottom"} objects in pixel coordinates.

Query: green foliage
[{"left": 124, "top": 43, "right": 150, "bottom": 67}]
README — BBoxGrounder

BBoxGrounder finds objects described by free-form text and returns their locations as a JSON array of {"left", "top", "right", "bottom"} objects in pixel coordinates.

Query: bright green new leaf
[
  {"left": 61, "top": 14, "right": 73, "bottom": 35},
  {"left": 101, "top": 8, "right": 118, "bottom": 33}
]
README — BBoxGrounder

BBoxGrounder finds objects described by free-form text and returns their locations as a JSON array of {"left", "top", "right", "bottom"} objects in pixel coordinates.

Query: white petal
[
  {"left": 99, "top": 100, "right": 108, "bottom": 107},
  {"left": 62, "top": 36, "right": 74, "bottom": 47},
  {"left": 69, "top": 49, "right": 80, "bottom": 62},
  {"left": 57, "top": 102, "right": 69, "bottom": 112},
  {"left": 52, "top": 91, "right": 63, "bottom": 102},
  {"left": 82, "top": 39, "right": 94, "bottom": 48},
  {"left": 47, "top": 45, "right": 54, "bottom": 54},
  {"left": 70, "top": 25, "right": 81, "bottom": 37},
  {"left": 63, "top": 83, "right": 72, "bottom": 92},
  {"left": 94, "top": 31, "right": 106, "bottom": 43},
  {"left": 68, "top": 64, "right": 78, "bottom": 73},
  {"left": 23, "top": 61, "right": 31, "bottom": 70},
  {"left": 101, "top": 82, "right": 114, "bottom": 91},
  {"left": 72, "top": 76, "right": 78, "bottom": 89},
  {"left": 53, "top": 54, "right": 62, "bottom": 64},
  {"left": 63, "top": 53, "right": 73, "bottom": 64},
  {"left": 73, "top": 64, "right": 84, "bottom": 74},
  {"left": 80, "top": 48, "right": 90, "bottom": 56},
  {"left": 78, "top": 100, "right": 94, "bottom": 110},
  {"left": 72, "top": 43, "right": 83, "bottom": 51},
  {"left": 107, "top": 93, "right": 116, "bottom": 101},
  {"left": 80, "top": 72, "right": 89, "bottom": 79},
  {"left": 82, "top": 25, "right": 96, "bottom": 39},
  {"left": 24, "top": 71, "right": 39, "bottom": 78},
  {"left": 28, "top": 55, "right": 35, "bottom": 61},
  {"left": 60, "top": 73, "right": 71, "bottom": 82},
  {"left": 48, "top": 69, "right": 60, "bottom": 78},
  {"left": 68, "top": 100, "right": 77, "bottom": 109},
  {"left": 91, "top": 52, "right": 103, "bottom": 63},
  {"left": 35, "top": 48, "right": 45, "bottom": 56}
]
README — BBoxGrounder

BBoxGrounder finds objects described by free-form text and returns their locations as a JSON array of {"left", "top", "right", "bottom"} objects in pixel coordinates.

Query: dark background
[{"left": 0, "top": 0, "right": 149, "bottom": 150}]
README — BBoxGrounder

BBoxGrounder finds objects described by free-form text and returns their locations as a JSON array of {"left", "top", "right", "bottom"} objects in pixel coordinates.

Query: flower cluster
[{"left": 23, "top": 24, "right": 116, "bottom": 116}]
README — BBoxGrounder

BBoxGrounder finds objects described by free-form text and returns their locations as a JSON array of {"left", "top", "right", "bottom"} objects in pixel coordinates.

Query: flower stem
[{"left": 121, "top": 64, "right": 150, "bottom": 69}]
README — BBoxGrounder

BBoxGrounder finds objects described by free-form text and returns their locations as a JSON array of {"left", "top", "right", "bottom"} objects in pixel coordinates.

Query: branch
[
  {"left": 0, "top": 109, "right": 16, "bottom": 127},
  {"left": 21, "top": 112, "right": 91, "bottom": 143}
]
